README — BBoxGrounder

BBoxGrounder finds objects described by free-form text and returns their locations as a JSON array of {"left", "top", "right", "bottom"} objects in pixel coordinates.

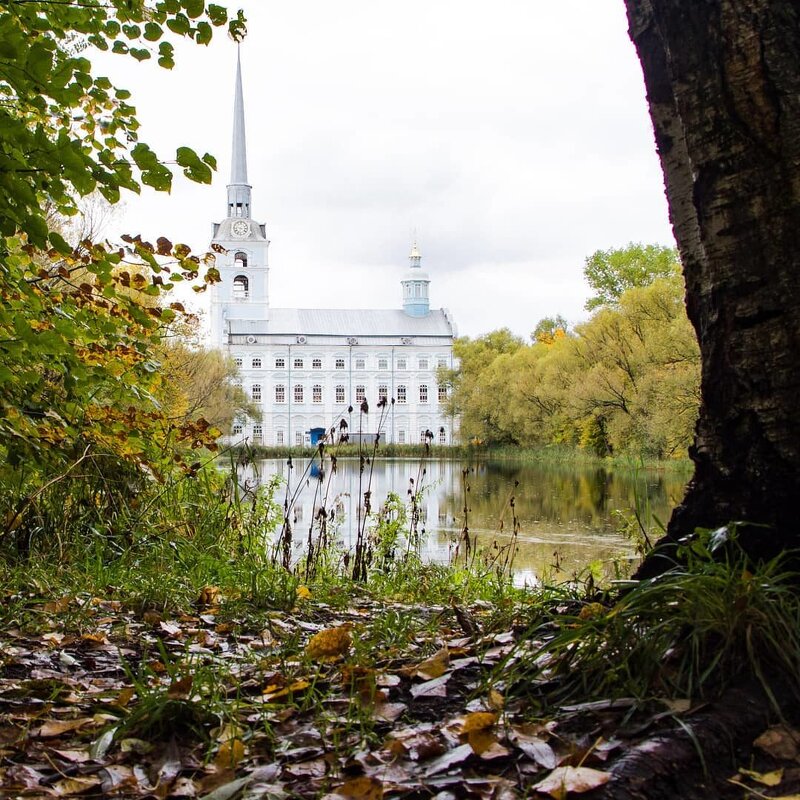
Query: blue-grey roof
[{"left": 228, "top": 308, "right": 455, "bottom": 338}]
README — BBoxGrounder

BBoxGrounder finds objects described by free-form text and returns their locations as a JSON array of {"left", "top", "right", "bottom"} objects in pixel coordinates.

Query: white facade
[{"left": 209, "top": 56, "right": 458, "bottom": 447}]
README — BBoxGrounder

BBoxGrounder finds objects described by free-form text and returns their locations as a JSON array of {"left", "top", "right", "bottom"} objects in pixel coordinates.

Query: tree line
[{"left": 442, "top": 244, "right": 700, "bottom": 459}]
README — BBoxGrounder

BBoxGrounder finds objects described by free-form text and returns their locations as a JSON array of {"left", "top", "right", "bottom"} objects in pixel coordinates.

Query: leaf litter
[{"left": 1, "top": 590, "right": 799, "bottom": 799}]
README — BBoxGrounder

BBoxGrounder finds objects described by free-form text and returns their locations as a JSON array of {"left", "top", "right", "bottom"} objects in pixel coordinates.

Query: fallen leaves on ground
[{"left": 2, "top": 591, "right": 798, "bottom": 800}]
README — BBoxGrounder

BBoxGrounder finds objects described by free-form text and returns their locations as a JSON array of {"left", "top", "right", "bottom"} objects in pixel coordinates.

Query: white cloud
[{"left": 99, "top": 0, "right": 674, "bottom": 338}]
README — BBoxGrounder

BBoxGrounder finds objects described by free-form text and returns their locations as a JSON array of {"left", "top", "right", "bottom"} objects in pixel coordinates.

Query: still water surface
[{"left": 250, "top": 458, "right": 689, "bottom": 584}]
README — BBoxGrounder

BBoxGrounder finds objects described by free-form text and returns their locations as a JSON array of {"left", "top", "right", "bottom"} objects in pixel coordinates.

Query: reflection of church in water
[
  {"left": 248, "top": 458, "right": 463, "bottom": 563},
  {"left": 209, "top": 54, "right": 458, "bottom": 447}
]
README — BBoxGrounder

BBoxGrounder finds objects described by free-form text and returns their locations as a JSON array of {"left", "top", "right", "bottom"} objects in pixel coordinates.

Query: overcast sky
[{"left": 99, "top": 0, "right": 674, "bottom": 339}]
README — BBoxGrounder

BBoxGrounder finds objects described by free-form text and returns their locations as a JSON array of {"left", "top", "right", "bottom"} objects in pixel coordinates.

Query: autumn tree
[
  {"left": 0, "top": 2, "right": 245, "bottom": 546},
  {"left": 441, "top": 329, "right": 525, "bottom": 444},
  {"left": 622, "top": 1, "right": 800, "bottom": 574},
  {"left": 531, "top": 315, "right": 569, "bottom": 345}
]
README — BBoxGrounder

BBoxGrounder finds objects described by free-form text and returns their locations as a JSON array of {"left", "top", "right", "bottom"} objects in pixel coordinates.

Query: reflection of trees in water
[{"left": 439, "top": 461, "right": 687, "bottom": 534}]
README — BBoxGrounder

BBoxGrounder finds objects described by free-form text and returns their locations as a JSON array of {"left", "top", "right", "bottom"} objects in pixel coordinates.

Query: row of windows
[
  {"left": 235, "top": 355, "right": 449, "bottom": 371},
  {"left": 250, "top": 384, "right": 448, "bottom": 404},
  {"left": 232, "top": 425, "right": 448, "bottom": 445}
]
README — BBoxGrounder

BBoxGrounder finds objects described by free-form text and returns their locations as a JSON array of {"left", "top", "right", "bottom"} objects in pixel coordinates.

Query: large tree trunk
[{"left": 624, "top": 1, "right": 800, "bottom": 576}]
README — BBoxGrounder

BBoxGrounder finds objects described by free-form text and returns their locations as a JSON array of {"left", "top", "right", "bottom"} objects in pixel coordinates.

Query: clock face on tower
[{"left": 231, "top": 220, "right": 250, "bottom": 238}]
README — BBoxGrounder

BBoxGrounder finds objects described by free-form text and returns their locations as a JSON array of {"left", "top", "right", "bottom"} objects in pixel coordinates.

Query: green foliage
[
  {"left": 0, "top": 2, "right": 246, "bottom": 550},
  {"left": 583, "top": 242, "right": 680, "bottom": 311}
]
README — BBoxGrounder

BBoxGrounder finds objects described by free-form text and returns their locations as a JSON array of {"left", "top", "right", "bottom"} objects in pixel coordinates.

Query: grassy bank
[{"left": 1, "top": 486, "right": 797, "bottom": 800}]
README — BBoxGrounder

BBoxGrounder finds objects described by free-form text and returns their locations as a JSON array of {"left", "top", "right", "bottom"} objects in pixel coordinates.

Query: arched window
[
  {"left": 234, "top": 251, "right": 248, "bottom": 269},
  {"left": 233, "top": 275, "right": 249, "bottom": 298}
]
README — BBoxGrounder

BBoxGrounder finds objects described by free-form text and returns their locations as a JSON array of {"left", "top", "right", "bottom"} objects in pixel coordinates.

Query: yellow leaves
[
  {"left": 457, "top": 712, "right": 508, "bottom": 758},
  {"left": 487, "top": 688, "right": 505, "bottom": 711},
  {"left": 36, "top": 718, "right": 96, "bottom": 738},
  {"left": 736, "top": 768, "right": 784, "bottom": 787},
  {"left": 197, "top": 585, "right": 221, "bottom": 608},
  {"left": 578, "top": 602, "right": 606, "bottom": 621},
  {"left": 215, "top": 737, "right": 246, "bottom": 768},
  {"left": 532, "top": 766, "right": 611, "bottom": 798},
  {"left": 327, "top": 776, "right": 383, "bottom": 800},
  {"left": 296, "top": 585, "right": 312, "bottom": 601},
  {"left": 461, "top": 711, "right": 498, "bottom": 734},
  {"left": 305, "top": 625, "right": 352, "bottom": 661},
  {"left": 262, "top": 679, "right": 311, "bottom": 702}
]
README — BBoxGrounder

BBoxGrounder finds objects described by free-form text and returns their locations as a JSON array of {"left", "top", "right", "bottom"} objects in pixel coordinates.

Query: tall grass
[{"left": 509, "top": 526, "right": 800, "bottom": 708}]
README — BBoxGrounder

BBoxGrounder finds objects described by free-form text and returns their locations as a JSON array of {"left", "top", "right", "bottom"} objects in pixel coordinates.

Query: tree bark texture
[{"left": 624, "top": 0, "right": 800, "bottom": 572}]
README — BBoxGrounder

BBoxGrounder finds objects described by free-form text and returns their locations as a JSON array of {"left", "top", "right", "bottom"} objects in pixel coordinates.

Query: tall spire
[
  {"left": 227, "top": 47, "right": 252, "bottom": 219},
  {"left": 409, "top": 240, "right": 422, "bottom": 268}
]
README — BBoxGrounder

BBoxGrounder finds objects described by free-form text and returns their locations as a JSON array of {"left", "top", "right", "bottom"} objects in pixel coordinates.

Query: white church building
[{"left": 209, "top": 55, "right": 458, "bottom": 448}]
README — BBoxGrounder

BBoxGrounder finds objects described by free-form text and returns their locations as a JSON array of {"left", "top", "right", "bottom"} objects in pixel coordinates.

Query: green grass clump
[{"left": 511, "top": 527, "right": 800, "bottom": 709}]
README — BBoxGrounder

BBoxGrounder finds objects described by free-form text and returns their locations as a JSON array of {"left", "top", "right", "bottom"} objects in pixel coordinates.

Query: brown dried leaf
[
  {"left": 170, "top": 776, "right": 198, "bottom": 797},
  {"left": 328, "top": 776, "right": 383, "bottom": 800},
  {"left": 754, "top": 726, "right": 800, "bottom": 760},
  {"left": 168, "top": 674, "right": 194, "bottom": 699},
  {"left": 197, "top": 585, "right": 221, "bottom": 607},
  {"left": 415, "top": 648, "right": 450, "bottom": 680},
  {"left": 44, "top": 596, "right": 71, "bottom": 614},
  {"left": 36, "top": 717, "right": 94, "bottom": 738},
  {"left": 510, "top": 730, "right": 559, "bottom": 769},
  {"left": 532, "top": 766, "right": 610, "bottom": 798}
]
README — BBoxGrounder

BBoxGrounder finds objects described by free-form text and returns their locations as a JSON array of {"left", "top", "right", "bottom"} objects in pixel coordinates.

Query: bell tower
[
  {"left": 209, "top": 49, "right": 270, "bottom": 347},
  {"left": 401, "top": 242, "right": 431, "bottom": 317}
]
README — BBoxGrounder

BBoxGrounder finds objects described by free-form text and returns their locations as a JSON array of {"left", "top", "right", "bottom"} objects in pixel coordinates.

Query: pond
[{"left": 246, "top": 457, "right": 690, "bottom": 584}]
